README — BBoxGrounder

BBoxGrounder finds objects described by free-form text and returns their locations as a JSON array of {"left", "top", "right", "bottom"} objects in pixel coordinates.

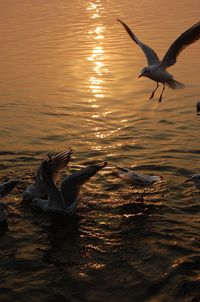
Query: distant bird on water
[
  {"left": 117, "top": 19, "right": 200, "bottom": 102},
  {"left": 115, "top": 166, "right": 162, "bottom": 188},
  {"left": 185, "top": 174, "right": 200, "bottom": 190},
  {"left": 0, "top": 180, "right": 18, "bottom": 224},
  {"left": 32, "top": 156, "right": 107, "bottom": 215}
]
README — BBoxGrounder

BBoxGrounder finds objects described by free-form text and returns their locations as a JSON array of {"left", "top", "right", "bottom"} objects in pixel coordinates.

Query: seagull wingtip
[{"left": 117, "top": 18, "right": 123, "bottom": 24}]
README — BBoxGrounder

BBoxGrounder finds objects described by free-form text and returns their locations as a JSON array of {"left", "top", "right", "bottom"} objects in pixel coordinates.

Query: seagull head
[{"left": 138, "top": 67, "right": 151, "bottom": 79}]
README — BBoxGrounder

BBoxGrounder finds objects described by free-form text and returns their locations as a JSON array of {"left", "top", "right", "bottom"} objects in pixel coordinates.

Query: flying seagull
[
  {"left": 118, "top": 19, "right": 200, "bottom": 102},
  {"left": 32, "top": 157, "right": 107, "bottom": 215}
]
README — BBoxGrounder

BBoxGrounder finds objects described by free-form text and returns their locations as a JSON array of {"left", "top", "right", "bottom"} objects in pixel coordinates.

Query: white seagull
[
  {"left": 0, "top": 180, "right": 18, "bottom": 224},
  {"left": 115, "top": 166, "right": 162, "bottom": 188},
  {"left": 32, "top": 156, "right": 107, "bottom": 215},
  {"left": 22, "top": 148, "right": 72, "bottom": 202},
  {"left": 185, "top": 174, "right": 200, "bottom": 190},
  {"left": 118, "top": 19, "right": 200, "bottom": 102}
]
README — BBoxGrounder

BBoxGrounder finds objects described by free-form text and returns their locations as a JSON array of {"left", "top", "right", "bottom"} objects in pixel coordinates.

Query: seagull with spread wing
[
  {"left": 32, "top": 157, "right": 107, "bottom": 215},
  {"left": 118, "top": 19, "right": 200, "bottom": 102},
  {"left": 22, "top": 148, "right": 72, "bottom": 202}
]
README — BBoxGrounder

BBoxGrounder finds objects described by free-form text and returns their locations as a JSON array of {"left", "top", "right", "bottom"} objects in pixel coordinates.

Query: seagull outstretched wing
[
  {"left": 117, "top": 19, "right": 160, "bottom": 66},
  {"left": 40, "top": 159, "right": 66, "bottom": 210},
  {"left": 60, "top": 162, "right": 107, "bottom": 207},
  {"left": 161, "top": 21, "right": 200, "bottom": 68},
  {"left": 47, "top": 148, "right": 72, "bottom": 184}
]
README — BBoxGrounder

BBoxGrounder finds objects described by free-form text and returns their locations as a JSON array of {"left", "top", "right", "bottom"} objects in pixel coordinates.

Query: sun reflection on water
[
  {"left": 86, "top": 1, "right": 104, "bottom": 19},
  {"left": 86, "top": 0, "right": 110, "bottom": 142}
]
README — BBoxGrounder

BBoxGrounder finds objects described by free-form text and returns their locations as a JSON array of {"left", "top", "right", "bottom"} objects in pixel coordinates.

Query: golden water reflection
[
  {"left": 87, "top": 46, "right": 106, "bottom": 77},
  {"left": 86, "top": 1, "right": 110, "bottom": 142},
  {"left": 86, "top": 1, "right": 107, "bottom": 96},
  {"left": 86, "top": 1, "right": 104, "bottom": 19},
  {"left": 89, "top": 76, "right": 104, "bottom": 97}
]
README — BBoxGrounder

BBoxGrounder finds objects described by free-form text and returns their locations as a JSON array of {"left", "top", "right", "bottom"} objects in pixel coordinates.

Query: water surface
[{"left": 0, "top": 1, "right": 200, "bottom": 301}]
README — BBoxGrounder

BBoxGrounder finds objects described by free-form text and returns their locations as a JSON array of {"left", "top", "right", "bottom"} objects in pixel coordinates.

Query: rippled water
[{"left": 0, "top": 1, "right": 200, "bottom": 301}]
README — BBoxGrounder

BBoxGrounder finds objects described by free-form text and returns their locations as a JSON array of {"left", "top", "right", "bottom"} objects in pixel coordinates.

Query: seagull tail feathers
[{"left": 167, "top": 79, "right": 185, "bottom": 89}]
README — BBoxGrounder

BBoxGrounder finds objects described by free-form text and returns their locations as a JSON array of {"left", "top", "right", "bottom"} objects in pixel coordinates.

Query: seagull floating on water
[
  {"left": 185, "top": 174, "right": 200, "bottom": 190},
  {"left": 115, "top": 166, "right": 162, "bottom": 188},
  {"left": 0, "top": 180, "right": 18, "bottom": 224},
  {"left": 118, "top": 19, "right": 200, "bottom": 102},
  {"left": 23, "top": 148, "right": 72, "bottom": 202},
  {"left": 32, "top": 156, "right": 107, "bottom": 215}
]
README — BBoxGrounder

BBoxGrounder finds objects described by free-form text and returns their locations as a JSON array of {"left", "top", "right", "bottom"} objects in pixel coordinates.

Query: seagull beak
[{"left": 138, "top": 74, "right": 142, "bottom": 78}]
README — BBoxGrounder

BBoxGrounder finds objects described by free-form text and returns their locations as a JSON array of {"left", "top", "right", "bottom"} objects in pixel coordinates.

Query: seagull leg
[
  {"left": 158, "top": 84, "right": 165, "bottom": 103},
  {"left": 149, "top": 82, "right": 159, "bottom": 100}
]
